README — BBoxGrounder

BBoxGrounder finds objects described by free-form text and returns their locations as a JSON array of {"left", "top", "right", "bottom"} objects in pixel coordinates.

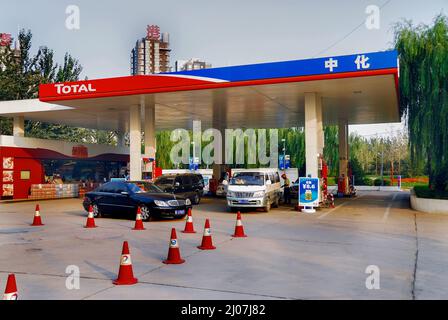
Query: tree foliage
[
  {"left": 394, "top": 15, "right": 448, "bottom": 191},
  {"left": 0, "top": 29, "right": 113, "bottom": 144}
]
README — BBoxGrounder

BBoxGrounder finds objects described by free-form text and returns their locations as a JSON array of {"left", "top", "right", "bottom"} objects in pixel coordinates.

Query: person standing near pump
[{"left": 281, "top": 173, "right": 291, "bottom": 204}]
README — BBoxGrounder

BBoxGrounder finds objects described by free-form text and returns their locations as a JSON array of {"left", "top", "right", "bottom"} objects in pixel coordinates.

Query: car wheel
[
  {"left": 193, "top": 192, "right": 201, "bottom": 205},
  {"left": 92, "top": 203, "right": 102, "bottom": 218},
  {"left": 140, "top": 205, "right": 151, "bottom": 221}
]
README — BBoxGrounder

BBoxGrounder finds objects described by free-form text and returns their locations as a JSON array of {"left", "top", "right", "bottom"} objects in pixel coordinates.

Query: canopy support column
[
  {"left": 129, "top": 104, "right": 142, "bottom": 181},
  {"left": 13, "top": 116, "right": 25, "bottom": 137},
  {"left": 144, "top": 98, "right": 156, "bottom": 159},
  {"left": 212, "top": 90, "right": 227, "bottom": 180},
  {"left": 338, "top": 119, "right": 349, "bottom": 178},
  {"left": 304, "top": 92, "right": 323, "bottom": 178}
]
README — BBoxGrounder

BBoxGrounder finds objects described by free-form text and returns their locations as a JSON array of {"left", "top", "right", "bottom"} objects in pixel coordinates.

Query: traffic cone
[
  {"left": 232, "top": 211, "right": 247, "bottom": 238},
  {"left": 197, "top": 219, "right": 216, "bottom": 250},
  {"left": 3, "top": 274, "right": 18, "bottom": 300},
  {"left": 132, "top": 206, "right": 146, "bottom": 230},
  {"left": 31, "top": 204, "right": 44, "bottom": 226},
  {"left": 163, "top": 228, "right": 185, "bottom": 264},
  {"left": 182, "top": 208, "right": 196, "bottom": 233},
  {"left": 113, "top": 241, "right": 138, "bottom": 285},
  {"left": 84, "top": 205, "right": 97, "bottom": 228}
]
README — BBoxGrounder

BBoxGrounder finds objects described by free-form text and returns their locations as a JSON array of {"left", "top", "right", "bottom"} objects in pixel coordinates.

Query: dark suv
[{"left": 154, "top": 173, "right": 204, "bottom": 204}]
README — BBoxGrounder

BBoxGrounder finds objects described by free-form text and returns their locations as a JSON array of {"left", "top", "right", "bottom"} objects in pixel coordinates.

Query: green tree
[
  {"left": 323, "top": 126, "right": 338, "bottom": 176},
  {"left": 0, "top": 29, "right": 110, "bottom": 144},
  {"left": 394, "top": 15, "right": 448, "bottom": 191}
]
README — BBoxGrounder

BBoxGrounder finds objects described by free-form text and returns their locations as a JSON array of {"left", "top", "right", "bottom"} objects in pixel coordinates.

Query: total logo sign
[{"left": 54, "top": 83, "right": 96, "bottom": 95}]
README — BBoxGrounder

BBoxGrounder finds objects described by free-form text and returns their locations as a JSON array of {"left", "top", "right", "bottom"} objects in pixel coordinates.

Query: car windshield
[
  {"left": 230, "top": 173, "right": 265, "bottom": 186},
  {"left": 155, "top": 177, "right": 174, "bottom": 185}
]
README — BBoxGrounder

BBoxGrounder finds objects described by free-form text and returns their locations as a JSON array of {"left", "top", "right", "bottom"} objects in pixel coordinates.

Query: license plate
[
  {"left": 175, "top": 210, "right": 185, "bottom": 215},
  {"left": 238, "top": 200, "right": 249, "bottom": 204}
]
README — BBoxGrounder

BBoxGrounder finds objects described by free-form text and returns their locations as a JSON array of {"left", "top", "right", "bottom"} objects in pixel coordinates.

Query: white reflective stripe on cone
[
  {"left": 3, "top": 292, "right": 18, "bottom": 300},
  {"left": 136, "top": 214, "right": 142, "bottom": 220},
  {"left": 187, "top": 216, "right": 193, "bottom": 223},
  {"left": 203, "top": 228, "right": 211, "bottom": 236},
  {"left": 35, "top": 211, "right": 40, "bottom": 217},
  {"left": 88, "top": 211, "right": 94, "bottom": 218},
  {"left": 120, "top": 254, "right": 132, "bottom": 265}
]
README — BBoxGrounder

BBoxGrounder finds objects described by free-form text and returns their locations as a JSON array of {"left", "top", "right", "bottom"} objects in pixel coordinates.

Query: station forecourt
[{"left": 0, "top": 49, "right": 399, "bottom": 201}]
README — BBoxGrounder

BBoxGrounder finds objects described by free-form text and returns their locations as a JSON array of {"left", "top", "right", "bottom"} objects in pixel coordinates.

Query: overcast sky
[{"left": 1, "top": 0, "right": 446, "bottom": 136}]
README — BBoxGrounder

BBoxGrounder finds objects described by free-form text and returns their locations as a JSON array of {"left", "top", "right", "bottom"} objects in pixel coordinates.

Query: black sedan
[{"left": 82, "top": 181, "right": 192, "bottom": 221}]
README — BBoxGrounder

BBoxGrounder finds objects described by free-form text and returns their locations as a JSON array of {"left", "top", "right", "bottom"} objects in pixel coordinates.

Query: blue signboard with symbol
[
  {"left": 299, "top": 177, "right": 320, "bottom": 207},
  {"left": 189, "top": 157, "right": 199, "bottom": 171},
  {"left": 279, "top": 155, "right": 290, "bottom": 170}
]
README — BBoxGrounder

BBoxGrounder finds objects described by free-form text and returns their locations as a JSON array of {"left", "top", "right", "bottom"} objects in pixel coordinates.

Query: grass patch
[{"left": 414, "top": 185, "right": 448, "bottom": 200}]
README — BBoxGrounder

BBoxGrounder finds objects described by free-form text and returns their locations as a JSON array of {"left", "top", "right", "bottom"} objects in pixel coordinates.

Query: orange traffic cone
[
  {"left": 163, "top": 228, "right": 185, "bottom": 264},
  {"left": 232, "top": 211, "right": 247, "bottom": 238},
  {"left": 84, "top": 205, "right": 97, "bottom": 228},
  {"left": 132, "top": 207, "right": 146, "bottom": 230},
  {"left": 113, "top": 241, "right": 138, "bottom": 285},
  {"left": 198, "top": 219, "right": 216, "bottom": 250},
  {"left": 3, "top": 274, "right": 18, "bottom": 300},
  {"left": 182, "top": 208, "right": 196, "bottom": 233},
  {"left": 31, "top": 204, "right": 44, "bottom": 226}
]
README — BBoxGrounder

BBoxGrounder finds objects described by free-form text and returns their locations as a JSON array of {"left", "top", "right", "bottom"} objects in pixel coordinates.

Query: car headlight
[
  {"left": 154, "top": 200, "right": 169, "bottom": 207},
  {"left": 253, "top": 191, "right": 265, "bottom": 197},
  {"left": 185, "top": 198, "right": 191, "bottom": 205}
]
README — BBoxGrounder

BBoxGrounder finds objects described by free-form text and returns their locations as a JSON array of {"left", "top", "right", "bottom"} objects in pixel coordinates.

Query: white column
[
  {"left": 338, "top": 119, "right": 349, "bottom": 178},
  {"left": 304, "top": 93, "right": 323, "bottom": 177},
  {"left": 13, "top": 116, "right": 25, "bottom": 137},
  {"left": 129, "top": 105, "right": 142, "bottom": 181},
  {"left": 144, "top": 101, "right": 156, "bottom": 159},
  {"left": 212, "top": 91, "right": 227, "bottom": 180}
]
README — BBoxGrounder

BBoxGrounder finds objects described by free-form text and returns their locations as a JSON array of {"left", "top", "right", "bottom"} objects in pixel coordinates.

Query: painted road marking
[
  {"left": 317, "top": 194, "right": 365, "bottom": 220},
  {"left": 382, "top": 193, "right": 398, "bottom": 223}
]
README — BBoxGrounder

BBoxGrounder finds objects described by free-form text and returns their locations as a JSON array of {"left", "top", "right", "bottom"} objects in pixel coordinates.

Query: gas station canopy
[{"left": 0, "top": 50, "right": 399, "bottom": 131}]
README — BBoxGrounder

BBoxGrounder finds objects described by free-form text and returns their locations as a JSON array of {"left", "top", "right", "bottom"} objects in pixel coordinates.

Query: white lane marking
[
  {"left": 382, "top": 193, "right": 398, "bottom": 223},
  {"left": 317, "top": 194, "right": 365, "bottom": 220}
]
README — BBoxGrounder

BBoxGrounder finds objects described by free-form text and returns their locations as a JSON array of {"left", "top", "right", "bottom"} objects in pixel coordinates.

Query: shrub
[
  {"left": 414, "top": 185, "right": 448, "bottom": 200},
  {"left": 363, "top": 177, "right": 374, "bottom": 186},
  {"left": 373, "top": 178, "right": 391, "bottom": 186}
]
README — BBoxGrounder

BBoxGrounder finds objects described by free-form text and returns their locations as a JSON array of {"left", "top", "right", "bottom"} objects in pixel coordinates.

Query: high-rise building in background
[
  {"left": 175, "top": 58, "right": 212, "bottom": 72},
  {"left": 130, "top": 25, "right": 171, "bottom": 75}
]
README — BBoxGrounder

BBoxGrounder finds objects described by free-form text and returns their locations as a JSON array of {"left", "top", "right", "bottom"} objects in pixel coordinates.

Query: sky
[{"left": 1, "top": 0, "right": 446, "bottom": 137}]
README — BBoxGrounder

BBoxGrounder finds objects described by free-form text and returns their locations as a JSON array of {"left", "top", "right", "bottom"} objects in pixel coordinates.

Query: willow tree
[{"left": 394, "top": 15, "right": 448, "bottom": 191}]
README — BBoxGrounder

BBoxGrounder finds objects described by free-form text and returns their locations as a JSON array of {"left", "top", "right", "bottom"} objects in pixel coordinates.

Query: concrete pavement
[{"left": 0, "top": 191, "right": 447, "bottom": 299}]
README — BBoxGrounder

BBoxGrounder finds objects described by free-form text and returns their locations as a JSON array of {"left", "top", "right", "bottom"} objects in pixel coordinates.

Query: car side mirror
[
  {"left": 266, "top": 180, "right": 272, "bottom": 185},
  {"left": 175, "top": 182, "right": 180, "bottom": 187}
]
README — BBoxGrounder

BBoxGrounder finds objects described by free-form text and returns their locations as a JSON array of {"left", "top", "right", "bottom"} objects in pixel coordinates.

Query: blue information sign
[
  {"left": 298, "top": 177, "right": 320, "bottom": 207},
  {"left": 189, "top": 157, "right": 199, "bottom": 171},
  {"left": 279, "top": 155, "right": 290, "bottom": 170}
]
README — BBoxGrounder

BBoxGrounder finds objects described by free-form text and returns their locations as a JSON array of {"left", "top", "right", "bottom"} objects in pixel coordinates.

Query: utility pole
[
  {"left": 191, "top": 141, "right": 195, "bottom": 171},
  {"left": 380, "top": 139, "right": 384, "bottom": 187},
  {"left": 281, "top": 138, "right": 286, "bottom": 174}
]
